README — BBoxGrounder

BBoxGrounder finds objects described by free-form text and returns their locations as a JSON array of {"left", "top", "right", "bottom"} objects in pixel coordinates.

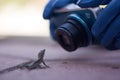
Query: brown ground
[{"left": 0, "top": 36, "right": 120, "bottom": 80}]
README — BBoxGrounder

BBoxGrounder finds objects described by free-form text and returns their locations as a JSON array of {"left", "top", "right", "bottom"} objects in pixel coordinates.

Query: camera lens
[{"left": 55, "top": 18, "right": 91, "bottom": 51}]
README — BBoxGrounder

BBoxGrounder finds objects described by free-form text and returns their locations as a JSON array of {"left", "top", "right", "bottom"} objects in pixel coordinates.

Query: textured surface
[{"left": 0, "top": 36, "right": 120, "bottom": 80}]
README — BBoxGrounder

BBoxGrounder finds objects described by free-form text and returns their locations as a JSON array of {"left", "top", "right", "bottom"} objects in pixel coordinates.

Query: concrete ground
[{"left": 0, "top": 36, "right": 120, "bottom": 80}]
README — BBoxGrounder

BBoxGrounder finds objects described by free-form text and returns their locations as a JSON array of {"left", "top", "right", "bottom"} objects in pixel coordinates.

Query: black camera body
[{"left": 50, "top": 4, "right": 100, "bottom": 52}]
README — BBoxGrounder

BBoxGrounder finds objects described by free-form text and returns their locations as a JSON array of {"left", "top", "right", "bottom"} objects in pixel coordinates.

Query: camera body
[{"left": 50, "top": 4, "right": 100, "bottom": 52}]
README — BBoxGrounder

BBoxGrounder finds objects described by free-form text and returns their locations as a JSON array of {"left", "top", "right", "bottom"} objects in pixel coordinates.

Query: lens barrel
[
  {"left": 56, "top": 18, "right": 89, "bottom": 51},
  {"left": 53, "top": 9, "right": 96, "bottom": 52}
]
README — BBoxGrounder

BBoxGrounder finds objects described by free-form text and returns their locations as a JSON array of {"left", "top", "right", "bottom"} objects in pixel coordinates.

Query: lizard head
[{"left": 38, "top": 49, "right": 46, "bottom": 59}]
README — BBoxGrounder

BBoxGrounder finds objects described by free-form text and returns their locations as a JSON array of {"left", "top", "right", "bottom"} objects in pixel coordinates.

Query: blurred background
[
  {"left": 0, "top": 0, "right": 49, "bottom": 37},
  {"left": 0, "top": 1, "right": 120, "bottom": 80}
]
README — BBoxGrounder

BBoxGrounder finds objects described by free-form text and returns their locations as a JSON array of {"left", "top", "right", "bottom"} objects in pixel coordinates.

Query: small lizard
[
  {"left": 0, "top": 49, "right": 49, "bottom": 74},
  {"left": 24, "top": 49, "right": 49, "bottom": 70}
]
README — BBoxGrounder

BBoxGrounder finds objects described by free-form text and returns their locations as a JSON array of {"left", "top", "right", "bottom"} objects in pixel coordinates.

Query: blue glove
[
  {"left": 43, "top": 0, "right": 78, "bottom": 19},
  {"left": 43, "top": 0, "right": 78, "bottom": 40},
  {"left": 77, "top": 0, "right": 120, "bottom": 50}
]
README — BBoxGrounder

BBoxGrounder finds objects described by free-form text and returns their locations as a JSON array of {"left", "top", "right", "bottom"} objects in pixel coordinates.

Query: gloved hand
[
  {"left": 77, "top": 0, "right": 120, "bottom": 50},
  {"left": 43, "top": 0, "right": 78, "bottom": 40},
  {"left": 43, "top": 0, "right": 120, "bottom": 50}
]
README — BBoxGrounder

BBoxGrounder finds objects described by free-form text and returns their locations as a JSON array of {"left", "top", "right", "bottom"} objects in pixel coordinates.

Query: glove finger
[
  {"left": 104, "top": 33, "right": 120, "bottom": 50},
  {"left": 54, "top": 0, "right": 77, "bottom": 8},
  {"left": 43, "top": 0, "right": 77, "bottom": 19},
  {"left": 77, "top": 0, "right": 111, "bottom": 8},
  {"left": 101, "top": 0, "right": 111, "bottom": 5},
  {"left": 115, "top": 35, "right": 120, "bottom": 49},
  {"left": 43, "top": 0, "right": 57, "bottom": 19},
  {"left": 92, "top": 0, "right": 120, "bottom": 43},
  {"left": 100, "top": 15, "right": 120, "bottom": 48},
  {"left": 49, "top": 20, "right": 58, "bottom": 40}
]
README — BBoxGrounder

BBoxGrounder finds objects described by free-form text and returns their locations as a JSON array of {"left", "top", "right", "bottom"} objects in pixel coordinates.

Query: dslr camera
[{"left": 50, "top": 4, "right": 101, "bottom": 52}]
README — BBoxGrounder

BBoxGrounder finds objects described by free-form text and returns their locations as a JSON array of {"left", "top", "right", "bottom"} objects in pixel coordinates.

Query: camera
[{"left": 50, "top": 4, "right": 101, "bottom": 52}]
